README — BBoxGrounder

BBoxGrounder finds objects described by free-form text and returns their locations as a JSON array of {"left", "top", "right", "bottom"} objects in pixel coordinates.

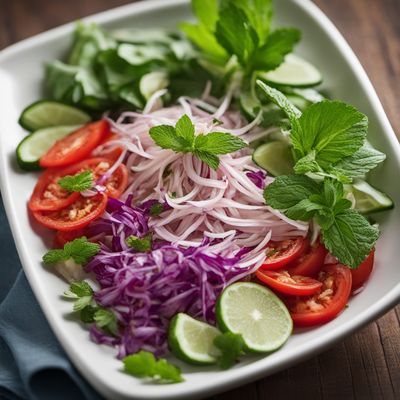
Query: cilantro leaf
[
  {"left": 213, "top": 332, "right": 245, "bottom": 369},
  {"left": 149, "top": 125, "right": 190, "bottom": 152},
  {"left": 94, "top": 308, "right": 118, "bottom": 335},
  {"left": 64, "top": 237, "right": 101, "bottom": 264},
  {"left": 149, "top": 203, "right": 164, "bottom": 216},
  {"left": 58, "top": 170, "right": 94, "bottom": 193},
  {"left": 292, "top": 101, "right": 368, "bottom": 168},
  {"left": 123, "top": 351, "right": 183, "bottom": 383},
  {"left": 69, "top": 281, "right": 94, "bottom": 297},
  {"left": 126, "top": 235, "right": 152, "bottom": 252},
  {"left": 80, "top": 305, "right": 98, "bottom": 323},
  {"left": 216, "top": 3, "right": 259, "bottom": 67},
  {"left": 73, "top": 295, "right": 93, "bottom": 311},
  {"left": 194, "top": 132, "right": 247, "bottom": 154},
  {"left": 264, "top": 174, "right": 321, "bottom": 209},
  {"left": 42, "top": 249, "right": 69, "bottom": 265},
  {"left": 320, "top": 209, "right": 379, "bottom": 268},
  {"left": 254, "top": 28, "right": 301, "bottom": 71}
]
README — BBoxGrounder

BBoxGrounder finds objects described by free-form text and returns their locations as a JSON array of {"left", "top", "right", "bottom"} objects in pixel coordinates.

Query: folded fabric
[{"left": 0, "top": 197, "right": 102, "bottom": 400}]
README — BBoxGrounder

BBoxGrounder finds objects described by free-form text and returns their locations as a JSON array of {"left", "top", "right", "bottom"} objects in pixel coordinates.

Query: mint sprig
[
  {"left": 213, "top": 332, "right": 245, "bottom": 370},
  {"left": 58, "top": 170, "right": 94, "bottom": 192},
  {"left": 126, "top": 234, "right": 152, "bottom": 252},
  {"left": 149, "top": 114, "right": 247, "bottom": 170}
]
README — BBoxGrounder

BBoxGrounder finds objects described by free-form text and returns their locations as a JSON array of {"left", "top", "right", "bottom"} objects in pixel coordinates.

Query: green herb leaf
[
  {"left": 175, "top": 114, "right": 195, "bottom": 143},
  {"left": 58, "top": 170, "right": 94, "bottom": 193},
  {"left": 69, "top": 281, "right": 94, "bottom": 297},
  {"left": 149, "top": 203, "right": 164, "bottom": 217},
  {"left": 94, "top": 308, "right": 118, "bottom": 335},
  {"left": 193, "top": 150, "right": 220, "bottom": 170},
  {"left": 123, "top": 351, "right": 183, "bottom": 383},
  {"left": 64, "top": 237, "right": 101, "bottom": 264},
  {"left": 126, "top": 235, "right": 152, "bottom": 252},
  {"left": 213, "top": 332, "right": 245, "bottom": 370},
  {"left": 149, "top": 125, "right": 190, "bottom": 152},
  {"left": 194, "top": 132, "right": 247, "bottom": 154},
  {"left": 80, "top": 305, "right": 98, "bottom": 323},
  {"left": 254, "top": 28, "right": 301, "bottom": 71},
  {"left": 192, "top": 0, "right": 219, "bottom": 31},
  {"left": 73, "top": 295, "right": 93, "bottom": 312},
  {"left": 320, "top": 209, "right": 379, "bottom": 268},
  {"left": 42, "top": 249, "right": 70, "bottom": 265}
]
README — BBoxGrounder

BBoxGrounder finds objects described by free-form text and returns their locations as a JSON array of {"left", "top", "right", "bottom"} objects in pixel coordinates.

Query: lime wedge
[
  {"left": 168, "top": 313, "right": 220, "bottom": 365},
  {"left": 216, "top": 282, "right": 292, "bottom": 353},
  {"left": 260, "top": 54, "right": 322, "bottom": 88},
  {"left": 19, "top": 100, "right": 91, "bottom": 131},
  {"left": 253, "top": 141, "right": 294, "bottom": 176},
  {"left": 348, "top": 180, "right": 394, "bottom": 215}
]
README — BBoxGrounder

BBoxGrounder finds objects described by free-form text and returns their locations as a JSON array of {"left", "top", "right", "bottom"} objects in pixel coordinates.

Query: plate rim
[{"left": 1, "top": 0, "right": 400, "bottom": 399}]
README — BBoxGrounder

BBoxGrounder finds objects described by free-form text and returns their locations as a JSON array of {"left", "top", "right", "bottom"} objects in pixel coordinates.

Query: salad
[{"left": 15, "top": 0, "right": 393, "bottom": 383}]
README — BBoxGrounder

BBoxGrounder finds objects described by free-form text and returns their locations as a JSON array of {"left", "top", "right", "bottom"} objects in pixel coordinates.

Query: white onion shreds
[
  {"left": 216, "top": 110, "right": 263, "bottom": 137},
  {"left": 213, "top": 89, "right": 233, "bottom": 119},
  {"left": 143, "top": 88, "right": 168, "bottom": 114},
  {"left": 201, "top": 80, "right": 212, "bottom": 100},
  {"left": 178, "top": 97, "right": 193, "bottom": 118}
]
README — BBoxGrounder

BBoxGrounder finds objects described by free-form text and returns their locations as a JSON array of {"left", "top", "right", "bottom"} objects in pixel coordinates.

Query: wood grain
[{"left": 0, "top": 1, "right": 399, "bottom": 399}]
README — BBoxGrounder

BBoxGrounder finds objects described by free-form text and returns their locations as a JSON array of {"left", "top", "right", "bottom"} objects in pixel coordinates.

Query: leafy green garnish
[
  {"left": 123, "top": 351, "right": 183, "bottom": 383},
  {"left": 126, "top": 235, "right": 152, "bottom": 252},
  {"left": 149, "top": 203, "right": 164, "bottom": 217},
  {"left": 264, "top": 175, "right": 379, "bottom": 267},
  {"left": 213, "top": 332, "right": 245, "bottom": 369},
  {"left": 94, "top": 308, "right": 118, "bottom": 335},
  {"left": 149, "top": 114, "right": 247, "bottom": 170},
  {"left": 58, "top": 170, "right": 94, "bottom": 193},
  {"left": 43, "top": 237, "right": 100, "bottom": 265}
]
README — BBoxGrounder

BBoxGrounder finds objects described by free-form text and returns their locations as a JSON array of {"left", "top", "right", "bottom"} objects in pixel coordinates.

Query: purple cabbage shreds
[
  {"left": 246, "top": 170, "right": 267, "bottom": 189},
  {"left": 85, "top": 241, "right": 252, "bottom": 358}
]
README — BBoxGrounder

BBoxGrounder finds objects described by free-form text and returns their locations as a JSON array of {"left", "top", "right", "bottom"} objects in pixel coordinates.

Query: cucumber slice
[
  {"left": 260, "top": 54, "right": 322, "bottom": 88},
  {"left": 216, "top": 282, "right": 292, "bottom": 353},
  {"left": 16, "top": 125, "right": 81, "bottom": 170},
  {"left": 348, "top": 180, "right": 394, "bottom": 215},
  {"left": 168, "top": 313, "right": 220, "bottom": 365},
  {"left": 19, "top": 100, "right": 91, "bottom": 131},
  {"left": 253, "top": 141, "right": 294, "bottom": 176}
]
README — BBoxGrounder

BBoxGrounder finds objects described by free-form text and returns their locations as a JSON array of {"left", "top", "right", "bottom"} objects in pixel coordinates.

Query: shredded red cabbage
[
  {"left": 246, "top": 170, "right": 266, "bottom": 189},
  {"left": 86, "top": 197, "right": 253, "bottom": 357}
]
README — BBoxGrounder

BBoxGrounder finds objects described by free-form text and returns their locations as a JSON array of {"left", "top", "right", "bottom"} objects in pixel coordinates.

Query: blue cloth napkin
[{"left": 0, "top": 196, "right": 102, "bottom": 400}]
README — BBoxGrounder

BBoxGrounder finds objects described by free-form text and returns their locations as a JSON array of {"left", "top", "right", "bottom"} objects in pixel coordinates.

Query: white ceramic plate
[{"left": 0, "top": 0, "right": 399, "bottom": 399}]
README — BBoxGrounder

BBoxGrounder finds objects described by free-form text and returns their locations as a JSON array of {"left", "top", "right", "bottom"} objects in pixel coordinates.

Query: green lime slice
[
  {"left": 16, "top": 125, "right": 81, "bottom": 170},
  {"left": 168, "top": 313, "right": 221, "bottom": 365},
  {"left": 348, "top": 180, "right": 393, "bottom": 215},
  {"left": 216, "top": 282, "right": 292, "bottom": 353},
  {"left": 19, "top": 100, "right": 91, "bottom": 131},
  {"left": 260, "top": 54, "right": 322, "bottom": 88},
  {"left": 253, "top": 141, "right": 294, "bottom": 176}
]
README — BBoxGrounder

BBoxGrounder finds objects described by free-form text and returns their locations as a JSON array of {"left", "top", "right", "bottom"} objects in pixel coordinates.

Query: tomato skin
[
  {"left": 261, "top": 237, "right": 309, "bottom": 270},
  {"left": 287, "top": 241, "right": 328, "bottom": 277},
  {"left": 256, "top": 269, "right": 323, "bottom": 296},
  {"left": 40, "top": 120, "right": 110, "bottom": 168},
  {"left": 285, "top": 264, "right": 352, "bottom": 327},
  {"left": 351, "top": 249, "right": 375, "bottom": 291},
  {"left": 28, "top": 168, "right": 80, "bottom": 211},
  {"left": 32, "top": 193, "right": 107, "bottom": 232}
]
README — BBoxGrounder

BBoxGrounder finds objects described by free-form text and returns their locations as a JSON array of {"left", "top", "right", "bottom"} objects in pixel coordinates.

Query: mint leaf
[
  {"left": 94, "top": 308, "right": 118, "bottom": 335},
  {"left": 58, "top": 170, "right": 94, "bottom": 193},
  {"left": 175, "top": 114, "right": 195, "bottom": 143},
  {"left": 216, "top": 4, "right": 259, "bottom": 67},
  {"left": 264, "top": 174, "right": 321, "bottom": 209},
  {"left": 292, "top": 101, "right": 368, "bottom": 168},
  {"left": 194, "top": 132, "right": 247, "bottom": 154},
  {"left": 293, "top": 150, "right": 322, "bottom": 174},
  {"left": 329, "top": 144, "right": 386, "bottom": 180},
  {"left": 149, "top": 125, "right": 189, "bottom": 152},
  {"left": 256, "top": 80, "right": 302, "bottom": 122},
  {"left": 193, "top": 150, "right": 220, "bottom": 170},
  {"left": 285, "top": 198, "right": 324, "bottom": 221},
  {"left": 254, "top": 28, "right": 301, "bottom": 71},
  {"left": 64, "top": 237, "right": 101, "bottom": 264},
  {"left": 213, "top": 332, "right": 245, "bottom": 370},
  {"left": 126, "top": 235, "right": 152, "bottom": 252},
  {"left": 123, "top": 351, "right": 183, "bottom": 383},
  {"left": 320, "top": 209, "right": 379, "bottom": 268},
  {"left": 42, "top": 249, "right": 69, "bottom": 265}
]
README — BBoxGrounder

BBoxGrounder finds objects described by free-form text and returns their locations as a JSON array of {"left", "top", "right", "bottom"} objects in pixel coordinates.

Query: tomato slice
[
  {"left": 53, "top": 229, "right": 86, "bottom": 248},
  {"left": 256, "top": 269, "right": 323, "bottom": 296},
  {"left": 40, "top": 120, "right": 110, "bottom": 168},
  {"left": 32, "top": 193, "right": 107, "bottom": 232},
  {"left": 65, "top": 157, "right": 128, "bottom": 199},
  {"left": 351, "top": 249, "right": 375, "bottom": 291},
  {"left": 261, "top": 237, "right": 309, "bottom": 270},
  {"left": 28, "top": 168, "right": 80, "bottom": 211},
  {"left": 284, "top": 264, "right": 352, "bottom": 327},
  {"left": 286, "top": 241, "right": 328, "bottom": 277}
]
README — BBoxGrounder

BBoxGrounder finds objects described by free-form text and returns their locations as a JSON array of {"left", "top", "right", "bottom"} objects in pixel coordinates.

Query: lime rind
[{"left": 253, "top": 141, "right": 295, "bottom": 176}]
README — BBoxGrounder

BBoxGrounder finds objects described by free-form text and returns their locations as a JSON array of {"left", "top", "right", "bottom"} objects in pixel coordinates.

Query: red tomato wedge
[
  {"left": 351, "top": 249, "right": 375, "bottom": 291},
  {"left": 256, "top": 269, "right": 323, "bottom": 296},
  {"left": 287, "top": 241, "right": 328, "bottom": 277},
  {"left": 32, "top": 193, "right": 107, "bottom": 232},
  {"left": 67, "top": 157, "right": 128, "bottom": 199},
  {"left": 40, "top": 120, "right": 110, "bottom": 168},
  {"left": 284, "top": 264, "right": 352, "bottom": 327},
  {"left": 28, "top": 168, "right": 80, "bottom": 211},
  {"left": 260, "top": 237, "right": 309, "bottom": 270}
]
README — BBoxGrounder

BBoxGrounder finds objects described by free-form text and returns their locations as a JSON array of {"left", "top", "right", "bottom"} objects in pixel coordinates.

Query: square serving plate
[{"left": 1, "top": 0, "right": 400, "bottom": 399}]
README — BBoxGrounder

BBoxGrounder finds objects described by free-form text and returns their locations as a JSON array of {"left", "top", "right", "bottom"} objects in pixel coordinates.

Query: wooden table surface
[{"left": 1, "top": 1, "right": 399, "bottom": 399}]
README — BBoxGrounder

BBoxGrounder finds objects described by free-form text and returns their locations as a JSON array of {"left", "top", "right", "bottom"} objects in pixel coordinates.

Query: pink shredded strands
[{"left": 88, "top": 95, "right": 309, "bottom": 355}]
